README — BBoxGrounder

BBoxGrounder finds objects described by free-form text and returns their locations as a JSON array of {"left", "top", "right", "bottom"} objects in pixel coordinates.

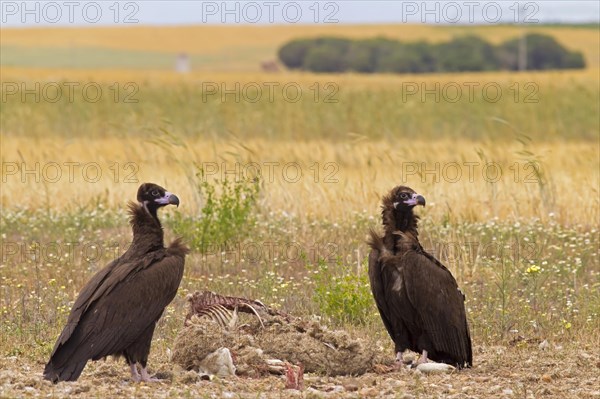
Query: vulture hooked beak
[
  {"left": 403, "top": 193, "right": 426, "bottom": 207},
  {"left": 155, "top": 192, "right": 180, "bottom": 207}
]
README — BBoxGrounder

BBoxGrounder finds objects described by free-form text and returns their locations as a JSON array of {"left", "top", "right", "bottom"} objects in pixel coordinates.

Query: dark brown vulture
[
  {"left": 44, "top": 183, "right": 189, "bottom": 383},
  {"left": 368, "top": 186, "right": 472, "bottom": 369}
]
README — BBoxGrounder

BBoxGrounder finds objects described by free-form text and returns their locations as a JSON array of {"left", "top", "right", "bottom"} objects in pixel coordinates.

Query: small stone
[
  {"left": 331, "top": 385, "right": 345, "bottom": 393},
  {"left": 153, "top": 371, "right": 173, "bottom": 381},
  {"left": 358, "top": 387, "right": 379, "bottom": 397},
  {"left": 391, "top": 379, "right": 406, "bottom": 388},
  {"left": 321, "top": 385, "right": 344, "bottom": 393},
  {"left": 538, "top": 340, "right": 549, "bottom": 350},
  {"left": 503, "top": 388, "right": 514, "bottom": 395},
  {"left": 198, "top": 347, "right": 235, "bottom": 377},
  {"left": 343, "top": 380, "right": 359, "bottom": 392},
  {"left": 73, "top": 385, "right": 91, "bottom": 394},
  {"left": 541, "top": 374, "right": 552, "bottom": 382},
  {"left": 416, "top": 363, "right": 455, "bottom": 374},
  {"left": 180, "top": 370, "right": 207, "bottom": 384}
]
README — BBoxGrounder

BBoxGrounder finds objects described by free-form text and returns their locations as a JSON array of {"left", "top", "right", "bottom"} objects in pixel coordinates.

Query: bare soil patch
[{"left": 2, "top": 340, "right": 598, "bottom": 398}]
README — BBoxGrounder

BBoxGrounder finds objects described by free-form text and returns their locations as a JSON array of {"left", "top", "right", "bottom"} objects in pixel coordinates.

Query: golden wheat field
[
  {"left": 1, "top": 24, "right": 599, "bottom": 398},
  {"left": 2, "top": 136, "right": 599, "bottom": 225}
]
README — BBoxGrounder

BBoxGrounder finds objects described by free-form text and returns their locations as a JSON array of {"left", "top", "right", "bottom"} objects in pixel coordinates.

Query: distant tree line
[{"left": 278, "top": 34, "right": 585, "bottom": 73}]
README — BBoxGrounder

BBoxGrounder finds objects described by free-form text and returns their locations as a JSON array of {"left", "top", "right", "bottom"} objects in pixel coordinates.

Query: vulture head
[
  {"left": 137, "top": 183, "right": 180, "bottom": 218},
  {"left": 386, "top": 185, "right": 425, "bottom": 211},
  {"left": 382, "top": 186, "right": 426, "bottom": 235}
]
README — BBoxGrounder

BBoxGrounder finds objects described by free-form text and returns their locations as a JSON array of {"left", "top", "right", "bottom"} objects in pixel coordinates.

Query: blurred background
[{"left": 2, "top": 1, "right": 598, "bottom": 217}]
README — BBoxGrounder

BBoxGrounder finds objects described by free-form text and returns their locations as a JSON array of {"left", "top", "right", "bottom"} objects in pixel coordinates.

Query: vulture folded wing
[
  {"left": 48, "top": 252, "right": 184, "bottom": 371},
  {"left": 368, "top": 248, "right": 396, "bottom": 341},
  {"left": 50, "top": 258, "right": 120, "bottom": 353},
  {"left": 402, "top": 251, "right": 472, "bottom": 367},
  {"left": 378, "top": 254, "right": 416, "bottom": 353}
]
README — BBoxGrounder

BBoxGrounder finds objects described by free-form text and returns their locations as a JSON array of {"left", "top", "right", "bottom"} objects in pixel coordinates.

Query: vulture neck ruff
[
  {"left": 381, "top": 194, "right": 420, "bottom": 252},
  {"left": 128, "top": 202, "right": 165, "bottom": 253}
]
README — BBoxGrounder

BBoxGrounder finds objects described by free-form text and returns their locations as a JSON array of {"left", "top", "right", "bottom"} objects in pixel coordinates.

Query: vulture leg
[
  {"left": 130, "top": 363, "right": 141, "bottom": 381},
  {"left": 414, "top": 350, "right": 429, "bottom": 366}
]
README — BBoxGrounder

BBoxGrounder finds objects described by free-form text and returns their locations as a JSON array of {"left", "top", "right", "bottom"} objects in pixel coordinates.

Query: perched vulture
[
  {"left": 44, "top": 183, "right": 189, "bottom": 382},
  {"left": 368, "top": 186, "right": 472, "bottom": 368}
]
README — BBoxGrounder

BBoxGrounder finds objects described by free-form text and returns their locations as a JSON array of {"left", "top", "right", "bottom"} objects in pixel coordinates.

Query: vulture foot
[
  {"left": 396, "top": 351, "right": 415, "bottom": 365},
  {"left": 390, "top": 352, "right": 407, "bottom": 371},
  {"left": 411, "top": 350, "right": 430, "bottom": 368},
  {"left": 395, "top": 352, "right": 403, "bottom": 363},
  {"left": 130, "top": 363, "right": 160, "bottom": 383}
]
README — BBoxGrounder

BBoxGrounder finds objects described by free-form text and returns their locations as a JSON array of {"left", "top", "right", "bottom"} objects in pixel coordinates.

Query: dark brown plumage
[
  {"left": 368, "top": 186, "right": 472, "bottom": 368},
  {"left": 44, "top": 183, "right": 189, "bottom": 383}
]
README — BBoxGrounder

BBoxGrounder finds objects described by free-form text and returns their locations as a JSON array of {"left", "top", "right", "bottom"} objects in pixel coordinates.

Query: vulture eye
[
  {"left": 400, "top": 193, "right": 408, "bottom": 199},
  {"left": 151, "top": 190, "right": 159, "bottom": 197}
]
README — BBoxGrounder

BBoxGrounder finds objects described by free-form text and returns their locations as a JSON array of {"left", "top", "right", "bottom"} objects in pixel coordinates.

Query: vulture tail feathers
[
  {"left": 43, "top": 359, "right": 87, "bottom": 382},
  {"left": 465, "top": 320, "right": 473, "bottom": 367}
]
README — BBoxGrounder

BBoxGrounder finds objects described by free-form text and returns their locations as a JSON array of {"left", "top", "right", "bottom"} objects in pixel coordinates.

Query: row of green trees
[{"left": 278, "top": 34, "right": 585, "bottom": 73}]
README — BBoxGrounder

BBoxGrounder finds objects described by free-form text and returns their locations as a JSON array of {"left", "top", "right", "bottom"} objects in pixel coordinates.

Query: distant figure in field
[
  {"left": 176, "top": 53, "right": 191, "bottom": 73},
  {"left": 261, "top": 60, "right": 280, "bottom": 73}
]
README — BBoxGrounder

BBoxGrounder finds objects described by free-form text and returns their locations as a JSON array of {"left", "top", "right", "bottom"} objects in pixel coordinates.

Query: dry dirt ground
[{"left": 1, "top": 342, "right": 599, "bottom": 399}]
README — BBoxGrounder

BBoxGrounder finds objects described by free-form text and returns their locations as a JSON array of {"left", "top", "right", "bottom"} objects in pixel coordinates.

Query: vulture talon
[
  {"left": 139, "top": 367, "right": 160, "bottom": 383},
  {"left": 43, "top": 183, "right": 189, "bottom": 383},
  {"left": 368, "top": 186, "right": 473, "bottom": 370}
]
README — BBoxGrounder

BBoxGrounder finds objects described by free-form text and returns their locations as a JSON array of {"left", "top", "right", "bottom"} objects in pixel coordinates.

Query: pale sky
[{"left": 1, "top": 1, "right": 599, "bottom": 27}]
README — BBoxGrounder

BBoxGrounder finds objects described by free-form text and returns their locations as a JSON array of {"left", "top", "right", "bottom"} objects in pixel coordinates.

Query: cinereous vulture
[
  {"left": 44, "top": 183, "right": 189, "bottom": 382},
  {"left": 368, "top": 186, "right": 472, "bottom": 368}
]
